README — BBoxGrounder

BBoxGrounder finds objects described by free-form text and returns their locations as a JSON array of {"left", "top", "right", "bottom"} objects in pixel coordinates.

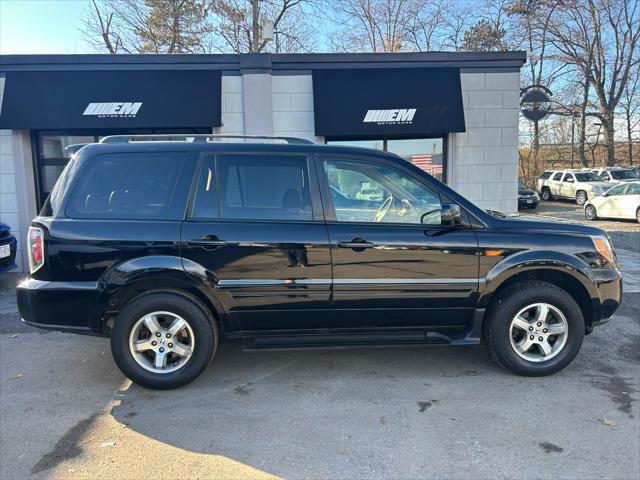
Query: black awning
[
  {"left": 0, "top": 69, "right": 221, "bottom": 129},
  {"left": 312, "top": 68, "right": 465, "bottom": 138}
]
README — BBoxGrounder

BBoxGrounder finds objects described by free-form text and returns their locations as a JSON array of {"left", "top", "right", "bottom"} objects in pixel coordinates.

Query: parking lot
[{"left": 1, "top": 206, "right": 638, "bottom": 480}]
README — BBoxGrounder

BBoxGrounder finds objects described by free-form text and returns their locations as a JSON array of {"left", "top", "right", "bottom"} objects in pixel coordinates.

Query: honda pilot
[{"left": 17, "top": 135, "right": 622, "bottom": 389}]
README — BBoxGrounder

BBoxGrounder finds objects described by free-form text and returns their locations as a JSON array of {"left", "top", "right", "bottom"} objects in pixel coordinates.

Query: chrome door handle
[
  {"left": 337, "top": 240, "right": 374, "bottom": 249},
  {"left": 187, "top": 235, "right": 227, "bottom": 247}
]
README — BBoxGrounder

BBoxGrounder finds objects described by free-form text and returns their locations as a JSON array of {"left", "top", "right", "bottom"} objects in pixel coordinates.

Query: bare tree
[
  {"left": 210, "top": 0, "right": 313, "bottom": 53},
  {"left": 83, "top": 0, "right": 313, "bottom": 54},
  {"left": 618, "top": 62, "right": 640, "bottom": 165},
  {"left": 328, "top": 0, "right": 417, "bottom": 52},
  {"left": 548, "top": 0, "right": 640, "bottom": 166}
]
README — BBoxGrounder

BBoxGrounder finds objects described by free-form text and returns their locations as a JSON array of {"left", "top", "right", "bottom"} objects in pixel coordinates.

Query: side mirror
[{"left": 441, "top": 203, "right": 462, "bottom": 226}]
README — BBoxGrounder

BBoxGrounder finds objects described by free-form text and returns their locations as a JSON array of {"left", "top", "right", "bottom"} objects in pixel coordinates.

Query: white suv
[
  {"left": 591, "top": 167, "right": 639, "bottom": 184},
  {"left": 539, "top": 170, "right": 609, "bottom": 205}
]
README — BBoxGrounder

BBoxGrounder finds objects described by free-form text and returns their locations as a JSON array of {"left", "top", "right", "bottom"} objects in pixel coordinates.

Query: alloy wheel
[
  {"left": 576, "top": 192, "right": 587, "bottom": 205},
  {"left": 128, "top": 311, "right": 195, "bottom": 374},
  {"left": 585, "top": 205, "right": 597, "bottom": 220},
  {"left": 509, "top": 303, "right": 569, "bottom": 363}
]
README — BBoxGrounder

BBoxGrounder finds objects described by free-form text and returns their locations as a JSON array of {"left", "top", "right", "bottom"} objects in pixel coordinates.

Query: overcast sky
[{"left": 1, "top": 0, "right": 90, "bottom": 55}]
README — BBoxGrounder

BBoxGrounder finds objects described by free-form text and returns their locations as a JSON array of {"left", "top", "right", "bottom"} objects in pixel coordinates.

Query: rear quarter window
[
  {"left": 539, "top": 172, "right": 552, "bottom": 180},
  {"left": 66, "top": 152, "right": 185, "bottom": 219}
]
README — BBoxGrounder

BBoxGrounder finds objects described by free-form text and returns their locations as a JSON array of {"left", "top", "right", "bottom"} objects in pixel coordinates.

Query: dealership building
[{"left": 0, "top": 51, "right": 525, "bottom": 272}]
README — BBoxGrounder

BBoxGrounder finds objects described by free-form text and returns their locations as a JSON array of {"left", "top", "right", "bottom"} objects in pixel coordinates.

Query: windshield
[
  {"left": 575, "top": 172, "right": 601, "bottom": 182},
  {"left": 518, "top": 180, "right": 528, "bottom": 189},
  {"left": 610, "top": 169, "right": 638, "bottom": 180}
]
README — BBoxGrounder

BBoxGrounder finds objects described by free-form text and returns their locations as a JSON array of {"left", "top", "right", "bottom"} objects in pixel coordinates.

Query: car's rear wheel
[
  {"left": 636, "top": 207, "right": 640, "bottom": 223},
  {"left": 111, "top": 293, "right": 217, "bottom": 389},
  {"left": 484, "top": 281, "right": 584, "bottom": 376},
  {"left": 585, "top": 204, "right": 598, "bottom": 221},
  {"left": 576, "top": 191, "right": 587, "bottom": 206},
  {"left": 541, "top": 188, "right": 552, "bottom": 201}
]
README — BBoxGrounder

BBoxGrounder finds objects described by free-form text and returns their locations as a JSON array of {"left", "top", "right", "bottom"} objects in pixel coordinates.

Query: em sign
[
  {"left": 83, "top": 102, "right": 143, "bottom": 118},
  {"left": 520, "top": 85, "right": 552, "bottom": 122}
]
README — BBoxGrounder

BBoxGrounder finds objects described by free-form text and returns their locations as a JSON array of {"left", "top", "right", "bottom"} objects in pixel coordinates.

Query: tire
[
  {"left": 585, "top": 204, "right": 598, "bottom": 221},
  {"left": 111, "top": 293, "right": 217, "bottom": 389},
  {"left": 484, "top": 280, "right": 585, "bottom": 376},
  {"left": 541, "top": 188, "right": 552, "bottom": 201},
  {"left": 576, "top": 191, "right": 587, "bottom": 206},
  {"left": 636, "top": 207, "right": 640, "bottom": 224}
]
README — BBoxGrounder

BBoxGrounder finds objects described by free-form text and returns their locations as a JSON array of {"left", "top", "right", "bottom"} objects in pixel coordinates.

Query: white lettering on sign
[
  {"left": 363, "top": 108, "right": 416, "bottom": 125},
  {"left": 83, "top": 102, "right": 143, "bottom": 118}
]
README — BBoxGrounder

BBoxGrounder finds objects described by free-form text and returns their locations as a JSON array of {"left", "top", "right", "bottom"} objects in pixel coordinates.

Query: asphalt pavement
[{"left": 0, "top": 206, "right": 638, "bottom": 479}]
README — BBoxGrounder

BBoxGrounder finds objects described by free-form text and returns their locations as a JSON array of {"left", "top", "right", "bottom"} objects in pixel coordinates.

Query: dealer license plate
[{"left": 0, "top": 244, "right": 10, "bottom": 258}]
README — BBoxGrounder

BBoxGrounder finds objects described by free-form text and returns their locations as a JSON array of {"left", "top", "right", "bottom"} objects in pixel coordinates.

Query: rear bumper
[{"left": 17, "top": 278, "right": 104, "bottom": 335}]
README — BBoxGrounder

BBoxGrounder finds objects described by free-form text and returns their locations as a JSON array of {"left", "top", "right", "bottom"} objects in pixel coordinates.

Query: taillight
[{"left": 28, "top": 226, "right": 44, "bottom": 274}]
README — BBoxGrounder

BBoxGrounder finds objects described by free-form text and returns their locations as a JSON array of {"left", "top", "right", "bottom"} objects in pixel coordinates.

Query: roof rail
[{"left": 99, "top": 134, "right": 315, "bottom": 145}]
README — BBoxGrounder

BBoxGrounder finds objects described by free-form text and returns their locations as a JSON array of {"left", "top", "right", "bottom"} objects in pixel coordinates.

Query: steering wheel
[{"left": 374, "top": 195, "right": 393, "bottom": 222}]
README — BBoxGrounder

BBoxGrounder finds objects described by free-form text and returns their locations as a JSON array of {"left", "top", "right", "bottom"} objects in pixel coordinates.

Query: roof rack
[{"left": 99, "top": 134, "right": 315, "bottom": 145}]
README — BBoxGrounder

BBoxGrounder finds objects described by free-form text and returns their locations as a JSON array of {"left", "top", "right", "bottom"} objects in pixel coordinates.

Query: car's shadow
[{"left": 109, "top": 339, "right": 501, "bottom": 476}]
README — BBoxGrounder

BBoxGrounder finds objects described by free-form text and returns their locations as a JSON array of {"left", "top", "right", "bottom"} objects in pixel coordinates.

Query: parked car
[
  {"left": 517, "top": 180, "right": 539, "bottom": 209},
  {"left": 535, "top": 170, "right": 556, "bottom": 197},
  {"left": 591, "top": 167, "right": 639, "bottom": 184},
  {"left": 17, "top": 135, "right": 622, "bottom": 389},
  {"left": 539, "top": 169, "right": 609, "bottom": 205},
  {"left": 0, "top": 222, "right": 17, "bottom": 273},
  {"left": 585, "top": 181, "right": 640, "bottom": 223}
]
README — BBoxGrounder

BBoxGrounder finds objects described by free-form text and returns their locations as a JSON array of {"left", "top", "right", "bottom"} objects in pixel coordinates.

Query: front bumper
[
  {"left": 591, "top": 267, "right": 623, "bottom": 326},
  {"left": 17, "top": 278, "right": 104, "bottom": 334},
  {"left": 0, "top": 236, "right": 17, "bottom": 273},
  {"left": 518, "top": 198, "right": 539, "bottom": 208}
]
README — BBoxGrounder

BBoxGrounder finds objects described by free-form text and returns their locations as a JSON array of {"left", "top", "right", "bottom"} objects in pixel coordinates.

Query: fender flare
[
  {"left": 94, "top": 255, "right": 225, "bottom": 331},
  {"left": 477, "top": 250, "right": 598, "bottom": 309}
]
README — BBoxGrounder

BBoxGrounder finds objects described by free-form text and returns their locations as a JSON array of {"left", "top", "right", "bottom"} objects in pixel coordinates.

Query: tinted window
[
  {"left": 323, "top": 159, "right": 442, "bottom": 225},
  {"left": 539, "top": 172, "right": 552, "bottom": 180},
  {"left": 218, "top": 155, "right": 312, "bottom": 221},
  {"left": 191, "top": 156, "right": 219, "bottom": 219},
  {"left": 552, "top": 172, "right": 563, "bottom": 181},
  {"left": 67, "top": 153, "right": 184, "bottom": 219},
  {"left": 563, "top": 174, "right": 574, "bottom": 182},
  {"left": 607, "top": 184, "right": 626, "bottom": 196},
  {"left": 626, "top": 184, "right": 640, "bottom": 195},
  {"left": 575, "top": 172, "right": 601, "bottom": 182},
  {"left": 611, "top": 169, "right": 638, "bottom": 180}
]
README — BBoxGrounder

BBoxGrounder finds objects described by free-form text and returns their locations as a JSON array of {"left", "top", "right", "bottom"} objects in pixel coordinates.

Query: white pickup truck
[{"left": 538, "top": 169, "right": 609, "bottom": 205}]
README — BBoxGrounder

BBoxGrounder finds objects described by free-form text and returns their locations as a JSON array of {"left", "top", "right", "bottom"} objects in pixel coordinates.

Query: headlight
[
  {"left": 590, "top": 235, "right": 616, "bottom": 267},
  {"left": 534, "top": 193, "right": 540, "bottom": 200}
]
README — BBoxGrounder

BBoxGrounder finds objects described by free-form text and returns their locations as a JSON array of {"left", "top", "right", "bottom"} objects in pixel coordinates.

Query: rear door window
[
  {"left": 217, "top": 155, "right": 313, "bottom": 221},
  {"left": 67, "top": 152, "right": 185, "bottom": 219}
]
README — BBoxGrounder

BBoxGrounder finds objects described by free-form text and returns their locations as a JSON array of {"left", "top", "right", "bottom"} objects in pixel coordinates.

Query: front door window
[{"left": 323, "top": 159, "right": 443, "bottom": 225}]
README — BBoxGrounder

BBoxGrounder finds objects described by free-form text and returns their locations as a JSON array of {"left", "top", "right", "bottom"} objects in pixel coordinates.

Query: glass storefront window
[
  {"left": 387, "top": 138, "right": 444, "bottom": 181},
  {"left": 326, "top": 137, "right": 446, "bottom": 182},
  {"left": 39, "top": 134, "right": 95, "bottom": 159},
  {"left": 326, "top": 139, "right": 384, "bottom": 151}
]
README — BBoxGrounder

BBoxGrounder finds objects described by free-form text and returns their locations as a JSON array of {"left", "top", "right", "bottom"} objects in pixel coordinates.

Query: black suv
[{"left": 17, "top": 135, "right": 622, "bottom": 389}]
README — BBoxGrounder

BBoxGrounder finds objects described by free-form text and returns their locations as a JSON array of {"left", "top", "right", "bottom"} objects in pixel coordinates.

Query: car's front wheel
[
  {"left": 585, "top": 204, "right": 598, "bottom": 221},
  {"left": 541, "top": 188, "right": 552, "bottom": 201},
  {"left": 484, "top": 281, "right": 584, "bottom": 376},
  {"left": 576, "top": 190, "right": 587, "bottom": 206},
  {"left": 111, "top": 293, "right": 217, "bottom": 389}
]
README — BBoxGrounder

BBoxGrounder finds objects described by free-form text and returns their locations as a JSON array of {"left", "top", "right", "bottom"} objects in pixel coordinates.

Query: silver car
[
  {"left": 540, "top": 170, "right": 609, "bottom": 205},
  {"left": 584, "top": 181, "right": 640, "bottom": 223}
]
